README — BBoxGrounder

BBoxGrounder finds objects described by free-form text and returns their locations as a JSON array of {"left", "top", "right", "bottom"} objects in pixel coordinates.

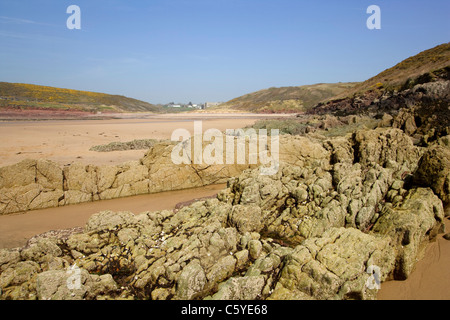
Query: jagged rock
[
  {"left": 0, "top": 159, "right": 37, "bottom": 189},
  {"left": 176, "top": 260, "right": 207, "bottom": 300},
  {"left": 96, "top": 165, "right": 119, "bottom": 193},
  {"left": 0, "top": 261, "right": 40, "bottom": 289},
  {"left": 372, "top": 188, "right": 444, "bottom": 279},
  {"left": 1, "top": 104, "right": 450, "bottom": 301},
  {"left": 63, "top": 163, "right": 98, "bottom": 195},
  {"left": 353, "top": 128, "right": 421, "bottom": 169},
  {"left": 35, "top": 159, "right": 64, "bottom": 190},
  {"left": 21, "top": 238, "right": 62, "bottom": 263},
  {"left": 84, "top": 210, "right": 134, "bottom": 233},
  {"left": 414, "top": 146, "right": 450, "bottom": 204},
  {"left": 29, "top": 189, "right": 64, "bottom": 210},
  {"left": 270, "top": 227, "right": 396, "bottom": 300},
  {"left": 393, "top": 109, "right": 417, "bottom": 135},
  {"left": 248, "top": 240, "right": 263, "bottom": 260},
  {"left": 0, "top": 183, "right": 42, "bottom": 214},
  {"left": 0, "top": 249, "right": 21, "bottom": 272},
  {"left": 207, "top": 255, "right": 236, "bottom": 285},
  {"left": 210, "top": 276, "right": 266, "bottom": 300},
  {"left": 234, "top": 250, "right": 249, "bottom": 270},
  {"left": 114, "top": 161, "right": 148, "bottom": 187},
  {"left": 36, "top": 267, "right": 118, "bottom": 300},
  {"left": 228, "top": 205, "right": 263, "bottom": 234},
  {"left": 61, "top": 190, "right": 92, "bottom": 205},
  {"left": 279, "top": 135, "right": 331, "bottom": 170},
  {"left": 324, "top": 136, "right": 354, "bottom": 164},
  {"left": 378, "top": 113, "right": 394, "bottom": 128}
]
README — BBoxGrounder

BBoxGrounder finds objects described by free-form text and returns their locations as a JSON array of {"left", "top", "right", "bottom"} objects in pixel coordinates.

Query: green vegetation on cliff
[{"left": 0, "top": 82, "right": 161, "bottom": 113}]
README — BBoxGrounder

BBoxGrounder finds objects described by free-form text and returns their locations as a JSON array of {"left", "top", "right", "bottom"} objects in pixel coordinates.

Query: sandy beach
[{"left": 0, "top": 113, "right": 293, "bottom": 167}]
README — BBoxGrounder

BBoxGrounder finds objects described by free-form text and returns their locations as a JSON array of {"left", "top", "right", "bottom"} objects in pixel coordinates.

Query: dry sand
[
  {"left": 0, "top": 113, "right": 293, "bottom": 167},
  {"left": 0, "top": 183, "right": 226, "bottom": 249}
]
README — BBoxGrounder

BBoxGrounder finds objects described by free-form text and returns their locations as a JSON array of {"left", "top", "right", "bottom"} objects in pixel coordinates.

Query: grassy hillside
[
  {"left": 338, "top": 42, "right": 450, "bottom": 98},
  {"left": 217, "top": 82, "right": 358, "bottom": 113},
  {"left": 0, "top": 82, "right": 161, "bottom": 113}
]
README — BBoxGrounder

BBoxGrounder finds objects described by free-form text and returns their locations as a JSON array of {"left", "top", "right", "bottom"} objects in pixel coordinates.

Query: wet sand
[
  {"left": 378, "top": 214, "right": 450, "bottom": 300},
  {"left": 0, "top": 113, "right": 293, "bottom": 167},
  {"left": 0, "top": 183, "right": 226, "bottom": 249}
]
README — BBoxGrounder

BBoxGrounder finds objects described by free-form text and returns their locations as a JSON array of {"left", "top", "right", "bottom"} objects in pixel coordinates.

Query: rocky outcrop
[
  {"left": 0, "top": 134, "right": 330, "bottom": 215},
  {"left": 413, "top": 146, "right": 450, "bottom": 204},
  {"left": 269, "top": 227, "right": 396, "bottom": 300},
  {"left": 372, "top": 188, "right": 444, "bottom": 279},
  {"left": 1, "top": 102, "right": 449, "bottom": 300},
  {"left": 0, "top": 159, "right": 64, "bottom": 214},
  {"left": 0, "top": 130, "right": 446, "bottom": 300}
]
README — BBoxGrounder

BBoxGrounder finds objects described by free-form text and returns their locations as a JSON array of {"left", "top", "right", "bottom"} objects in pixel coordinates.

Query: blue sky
[{"left": 0, "top": 0, "right": 449, "bottom": 104}]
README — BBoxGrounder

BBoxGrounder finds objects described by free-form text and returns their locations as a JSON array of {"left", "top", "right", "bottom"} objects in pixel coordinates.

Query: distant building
[{"left": 166, "top": 103, "right": 182, "bottom": 108}]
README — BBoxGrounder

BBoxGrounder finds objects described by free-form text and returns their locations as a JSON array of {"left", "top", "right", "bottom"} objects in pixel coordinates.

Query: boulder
[
  {"left": 176, "top": 260, "right": 207, "bottom": 300},
  {"left": 84, "top": 210, "right": 134, "bottom": 233},
  {"left": 211, "top": 276, "right": 266, "bottom": 300},
  {"left": 414, "top": 146, "right": 450, "bottom": 204},
  {"left": 36, "top": 267, "right": 118, "bottom": 300},
  {"left": 372, "top": 188, "right": 444, "bottom": 279},
  {"left": 353, "top": 128, "right": 421, "bottom": 169},
  {"left": 228, "top": 205, "right": 263, "bottom": 234}
]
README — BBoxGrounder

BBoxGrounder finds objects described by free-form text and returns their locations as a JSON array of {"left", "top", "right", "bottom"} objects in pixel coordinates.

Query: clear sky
[{"left": 0, "top": 0, "right": 449, "bottom": 104}]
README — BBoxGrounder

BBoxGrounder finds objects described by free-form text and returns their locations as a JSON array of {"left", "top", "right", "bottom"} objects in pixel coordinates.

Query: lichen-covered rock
[
  {"left": 1, "top": 114, "right": 449, "bottom": 301},
  {"left": 21, "top": 238, "right": 62, "bottom": 263},
  {"left": 414, "top": 146, "right": 450, "bottom": 204},
  {"left": 36, "top": 267, "right": 118, "bottom": 300},
  {"left": 228, "top": 205, "right": 263, "bottom": 233},
  {"left": 372, "top": 187, "right": 444, "bottom": 279},
  {"left": 210, "top": 276, "right": 266, "bottom": 300},
  {"left": 84, "top": 210, "right": 134, "bottom": 233},
  {"left": 270, "top": 227, "right": 396, "bottom": 300},
  {"left": 0, "top": 159, "right": 37, "bottom": 189},
  {"left": 207, "top": 255, "right": 236, "bottom": 285},
  {"left": 0, "top": 248, "right": 21, "bottom": 272},
  {"left": 353, "top": 128, "right": 421, "bottom": 169},
  {"left": 63, "top": 163, "right": 98, "bottom": 195},
  {"left": 0, "top": 260, "right": 40, "bottom": 290},
  {"left": 176, "top": 260, "right": 207, "bottom": 300}
]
